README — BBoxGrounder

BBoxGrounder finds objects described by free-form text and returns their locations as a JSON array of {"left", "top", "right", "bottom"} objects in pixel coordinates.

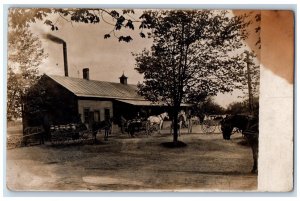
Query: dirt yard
[{"left": 6, "top": 125, "right": 257, "bottom": 192}]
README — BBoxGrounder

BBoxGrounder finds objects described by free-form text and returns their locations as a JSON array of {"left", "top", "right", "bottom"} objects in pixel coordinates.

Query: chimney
[
  {"left": 62, "top": 42, "right": 68, "bottom": 77},
  {"left": 83, "top": 68, "right": 89, "bottom": 80},
  {"left": 119, "top": 73, "right": 128, "bottom": 85}
]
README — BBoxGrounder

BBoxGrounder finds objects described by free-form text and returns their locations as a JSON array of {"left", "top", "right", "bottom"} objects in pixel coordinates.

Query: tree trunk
[
  {"left": 172, "top": 106, "right": 180, "bottom": 143},
  {"left": 245, "top": 51, "right": 254, "bottom": 115}
]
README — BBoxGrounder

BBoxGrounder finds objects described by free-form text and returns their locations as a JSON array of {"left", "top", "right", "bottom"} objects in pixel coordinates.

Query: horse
[
  {"left": 92, "top": 119, "right": 112, "bottom": 141},
  {"left": 220, "top": 114, "right": 259, "bottom": 173},
  {"left": 147, "top": 112, "right": 169, "bottom": 133},
  {"left": 170, "top": 111, "right": 187, "bottom": 136},
  {"left": 190, "top": 116, "right": 200, "bottom": 125},
  {"left": 186, "top": 115, "right": 204, "bottom": 133}
]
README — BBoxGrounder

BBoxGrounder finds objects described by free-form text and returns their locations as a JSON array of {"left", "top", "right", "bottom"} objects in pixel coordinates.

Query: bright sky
[
  {"left": 31, "top": 9, "right": 149, "bottom": 83},
  {"left": 29, "top": 9, "right": 251, "bottom": 108}
]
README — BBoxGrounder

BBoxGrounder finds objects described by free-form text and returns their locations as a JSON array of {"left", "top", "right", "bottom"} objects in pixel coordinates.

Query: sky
[
  {"left": 28, "top": 9, "right": 251, "bottom": 108},
  {"left": 31, "top": 9, "right": 150, "bottom": 83}
]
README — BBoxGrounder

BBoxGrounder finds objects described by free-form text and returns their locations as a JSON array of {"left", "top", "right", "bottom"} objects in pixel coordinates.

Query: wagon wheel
[
  {"left": 145, "top": 122, "right": 152, "bottom": 136},
  {"left": 201, "top": 121, "right": 216, "bottom": 133},
  {"left": 146, "top": 122, "right": 157, "bottom": 136},
  {"left": 140, "top": 121, "right": 148, "bottom": 136},
  {"left": 80, "top": 130, "right": 90, "bottom": 140},
  {"left": 51, "top": 132, "right": 57, "bottom": 144}
]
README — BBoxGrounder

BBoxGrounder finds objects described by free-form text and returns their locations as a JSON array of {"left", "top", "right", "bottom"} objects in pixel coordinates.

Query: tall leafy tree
[
  {"left": 240, "top": 50, "right": 260, "bottom": 114},
  {"left": 197, "top": 97, "right": 226, "bottom": 115},
  {"left": 7, "top": 26, "right": 47, "bottom": 120},
  {"left": 134, "top": 10, "right": 250, "bottom": 143},
  {"left": 232, "top": 11, "right": 260, "bottom": 115},
  {"left": 226, "top": 97, "right": 259, "bottom": 115}
]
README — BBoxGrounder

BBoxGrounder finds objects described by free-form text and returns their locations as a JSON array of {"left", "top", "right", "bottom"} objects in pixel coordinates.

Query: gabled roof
[
  {"left": 46, "top": 74, "right": 144, "bottom": 100},
  {"left": 45, "top": 74, "right": 193, "bottom": 107}
]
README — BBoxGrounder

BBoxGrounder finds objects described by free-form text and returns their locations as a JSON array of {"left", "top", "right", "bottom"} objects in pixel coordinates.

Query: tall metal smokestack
[
  {"left": 45, "top": 34, "right": 68, "bottom": 77},
  {"left": 62, "top": 42, "right": 68, "bottom": 77}
]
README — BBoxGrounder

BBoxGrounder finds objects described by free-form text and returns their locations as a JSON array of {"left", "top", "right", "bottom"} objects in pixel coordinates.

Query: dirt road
[{"left": 6, "top": 126, "right": 257, "bottom": 192}]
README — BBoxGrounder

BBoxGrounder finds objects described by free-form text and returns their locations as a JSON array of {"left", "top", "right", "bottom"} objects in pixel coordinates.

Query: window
[
  {"left": 83, "top": 108, "right": 90, "bottom": 123},
  {"left": 94, "top": 110, "right": 100, "bottom": 122}
]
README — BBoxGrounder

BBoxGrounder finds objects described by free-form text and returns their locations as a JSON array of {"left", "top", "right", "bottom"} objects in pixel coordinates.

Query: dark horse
[
  {"left": 220, "top": 114, "right": 259, "bottom": 173},
  {"left": 92, "top": 119, "right": 112, "bottom": 142}
]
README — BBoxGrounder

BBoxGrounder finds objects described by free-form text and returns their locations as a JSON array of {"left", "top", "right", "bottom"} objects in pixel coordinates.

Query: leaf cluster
[
  {"left": 7, "top": 26, "right": 47, "bottom": 120},
  {"left": 9, "top": 8, "right": 138, "bottom": 43}
]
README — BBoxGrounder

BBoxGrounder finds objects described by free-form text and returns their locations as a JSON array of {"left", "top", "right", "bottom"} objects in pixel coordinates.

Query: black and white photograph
[{"left": 5, "top": 7, "right": 294, "bottom": 192}]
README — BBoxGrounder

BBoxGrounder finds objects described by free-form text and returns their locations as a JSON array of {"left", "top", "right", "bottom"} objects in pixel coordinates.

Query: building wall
[
  {"left": 78, "top": 99, "right": 113, "bottom": 124},
  {"left": 23, "top": 75, "right": 78, "bottom": 129}
]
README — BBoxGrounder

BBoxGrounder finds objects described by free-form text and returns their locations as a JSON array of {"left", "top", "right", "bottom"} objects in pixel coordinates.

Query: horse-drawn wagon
[
  {"left": 201, "top": 115, "right": 224, "bottom": 134},
  {"left": 124, "top": 112, "right": 169, "bottom": 137},
  {"left": 124, "top": 118, "right": 149, "bottom": 136},
  {"left": 50, "top": 123, "right": 92, "bottom": 145}
]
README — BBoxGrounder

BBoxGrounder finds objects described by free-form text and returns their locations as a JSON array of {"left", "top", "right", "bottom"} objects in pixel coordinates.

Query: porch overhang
[{"left": 116, "top": 99, "right": 193, "bottom": 107}]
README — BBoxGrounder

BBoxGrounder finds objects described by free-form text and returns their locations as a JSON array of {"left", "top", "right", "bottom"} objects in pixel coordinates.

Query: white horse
[{"left": 147, "top": 112, "right": 169, "bottom": 133}]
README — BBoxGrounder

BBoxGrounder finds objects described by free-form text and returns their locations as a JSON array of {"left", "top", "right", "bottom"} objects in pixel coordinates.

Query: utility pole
[{"left": 245, "top": 51, "right": 254, "bottom": 115}]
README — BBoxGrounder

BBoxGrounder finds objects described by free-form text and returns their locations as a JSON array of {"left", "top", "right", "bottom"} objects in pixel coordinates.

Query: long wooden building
[{"left": 22, "top": 69, "right": 191, "bottom": 132}]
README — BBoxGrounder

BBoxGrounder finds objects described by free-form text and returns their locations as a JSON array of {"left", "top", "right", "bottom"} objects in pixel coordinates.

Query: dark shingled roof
[{"left": 47, "top": 74, "right": 144, "bottom": 100}]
